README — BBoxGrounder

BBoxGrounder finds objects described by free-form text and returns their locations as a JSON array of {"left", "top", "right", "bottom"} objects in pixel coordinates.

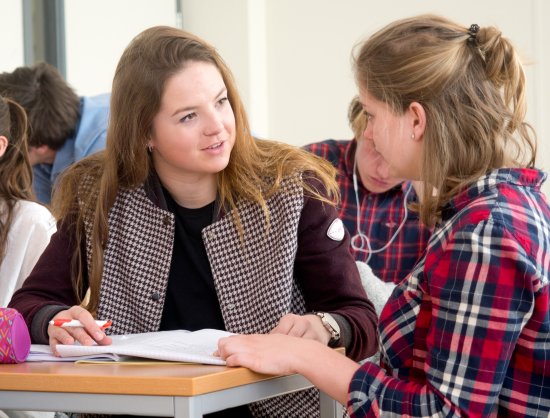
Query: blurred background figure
[
  {"left": 0, "top": 62, "right": 109, "bottom": 204},
  {"left": 305, "top": 96, "right": 431, "bottom": 284},
  {"left": 0, "top": 94, "right": 55, "bottom": 309}
]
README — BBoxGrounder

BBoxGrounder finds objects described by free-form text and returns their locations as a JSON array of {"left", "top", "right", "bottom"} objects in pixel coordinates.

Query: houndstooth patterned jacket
[{"left": 84, "top": 172, "right": 324, "bottom": 417}]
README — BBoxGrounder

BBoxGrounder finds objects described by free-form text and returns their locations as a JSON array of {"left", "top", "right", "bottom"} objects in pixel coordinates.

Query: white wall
[
  {"left": 0, "top": 1, "right": 549, "bottom": 197},
  {"left": 537, "top": 0, "right": 550, "bottom": 197},
  {"left": 0, "top": 0, "right": 178, "bottom": 93},
  {"left": 0, "top": 0, "right": 24, "bottom": 72},
  {"left": 64, "top": 0, "right": 178, "bottom": 95}
]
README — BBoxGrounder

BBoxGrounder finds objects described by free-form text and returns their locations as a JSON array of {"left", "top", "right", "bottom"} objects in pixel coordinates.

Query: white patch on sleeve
[{"left": 327, "top": 218, "right": 345, "bottom": 241}]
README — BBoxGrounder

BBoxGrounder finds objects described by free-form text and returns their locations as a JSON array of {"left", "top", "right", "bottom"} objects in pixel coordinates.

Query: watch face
[
  {"left": 317, "top": 312, "right": 340, "bottom": 341},
  {"left": 323, "top": 313, "right": 340, "bottom": 334}
]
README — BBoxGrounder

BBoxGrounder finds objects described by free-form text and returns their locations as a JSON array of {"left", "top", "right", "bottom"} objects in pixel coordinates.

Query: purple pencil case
[{"left": 0, "top": 307, "right": 31, "bottom": 363}]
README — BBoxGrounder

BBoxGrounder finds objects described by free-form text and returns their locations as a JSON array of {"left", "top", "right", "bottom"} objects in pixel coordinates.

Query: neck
[{"left": 158, "top": 172, "right": 217, "bottom": 209}]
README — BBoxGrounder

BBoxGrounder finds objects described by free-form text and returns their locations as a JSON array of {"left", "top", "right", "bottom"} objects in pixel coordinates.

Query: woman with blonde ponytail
[
  {"left": 0, "top": 95, "right": 55, "bottom": 307},
  {"left": 9, "top": 26, "right": 377, "bottom": 418},
  {"left": 217, "top": 15, "right": 550, "bottom": 417}
]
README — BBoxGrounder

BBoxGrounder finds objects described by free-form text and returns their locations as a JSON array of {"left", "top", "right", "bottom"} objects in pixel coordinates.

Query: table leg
[
  {"left": 320, "top": 390, "right": 340, "bottom": 418},
  {"left": 174, "top": 396, "right": 202, "bottom": 418}
]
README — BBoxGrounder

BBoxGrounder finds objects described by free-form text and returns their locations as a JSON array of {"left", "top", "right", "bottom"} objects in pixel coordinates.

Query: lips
[
  {"left": 203, "top": 141, "right": 223, "bottom": 150},
  {"left": 372, "top": 177, "right": 389, "bottom": 186}
]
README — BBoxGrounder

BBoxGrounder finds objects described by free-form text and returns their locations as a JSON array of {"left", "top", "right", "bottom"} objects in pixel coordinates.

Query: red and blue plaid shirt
[
  {"left": 348, "top": 168, "right": 550, "bottom": 417},
  {"left": 304, "top": 139, "right": 432, "bottom": 284}
]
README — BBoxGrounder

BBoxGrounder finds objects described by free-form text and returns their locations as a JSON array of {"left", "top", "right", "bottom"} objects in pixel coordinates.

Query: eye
[
  {"left": 180, "top": 112, "right": 197, "bottom": 123},
  {"left": 216, "top": 97, "right": 229, "bottom": 107},
  {"left": 363, "top": 111, "right": 373, "bottom": 121}
]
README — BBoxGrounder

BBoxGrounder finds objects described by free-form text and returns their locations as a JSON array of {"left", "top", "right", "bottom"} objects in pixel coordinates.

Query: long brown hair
[
  {"left": 0, "top": 96, "right": 34, "bottom": 263},
  {"left": 354, "top": 14, "right": 536, "bottom": 226},
  {"left": 52, "top": 26, "right": 338, "bottom": 314}
]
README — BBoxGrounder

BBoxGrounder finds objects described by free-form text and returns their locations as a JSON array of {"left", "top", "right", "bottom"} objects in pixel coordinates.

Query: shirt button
[
  {"left": 226, "top": 303, "right": 235, "bottom": 310},
  {"left": 162, "top": 216, "right": 171, "bottom": 226},
  {"left": 151, "top": 292, "right": 161, "bottom": 301}
]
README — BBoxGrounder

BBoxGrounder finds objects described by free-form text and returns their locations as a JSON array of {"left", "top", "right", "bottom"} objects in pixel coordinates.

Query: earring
[
  {"left": 147, "top": 143, "right": 153, "bottom": 152},
  {"left": 411, "top": 133, "right": 415, "bottom": 140}
]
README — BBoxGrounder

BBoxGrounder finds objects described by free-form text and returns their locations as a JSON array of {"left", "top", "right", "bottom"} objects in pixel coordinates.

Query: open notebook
[{"left": 27, "top": 328, "right": 233, "bottom": 365}]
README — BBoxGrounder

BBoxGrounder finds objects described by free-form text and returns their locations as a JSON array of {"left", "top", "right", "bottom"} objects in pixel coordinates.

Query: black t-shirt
[
  {"left": 159, "top": 189, "right": 252, "bottom": 418},
  {"left": 160, "top": 189, "right": 225, "bottom": 331}
]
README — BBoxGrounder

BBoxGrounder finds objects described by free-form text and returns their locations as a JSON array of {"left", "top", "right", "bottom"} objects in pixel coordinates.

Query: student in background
[
  {"left": 0, "top": 62, "right": 109, "bottom": 204},
  {"left": 9, "top": 26, "right": 377, "bottom": 418},
  {"left": 217, "top": 14, "right": 550, "bottom": 417},
  {"left": 304, "top": 97, "right": 431, "bottom": 283},
  {"left": 0, "top": 93, "right": 55, "bottom": 418},
  {"left": 0, "top": 95, "right": 55, "bottom": 307}
]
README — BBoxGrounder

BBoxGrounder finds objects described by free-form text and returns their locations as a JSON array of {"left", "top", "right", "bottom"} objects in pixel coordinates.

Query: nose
[
  {"left": 203, "top": 110, "right": 224, "bottom": 137},
  {"left": 362, "top": 123, "right": 373, "bottom": 141}
]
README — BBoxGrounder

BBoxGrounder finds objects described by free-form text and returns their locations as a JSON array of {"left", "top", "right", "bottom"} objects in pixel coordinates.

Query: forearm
[
  {"left": 219, "top": 333, "right": 361, "bottom": 405},
  {"left": 291, "top": 340, "right": 360, "bottom": 405}
]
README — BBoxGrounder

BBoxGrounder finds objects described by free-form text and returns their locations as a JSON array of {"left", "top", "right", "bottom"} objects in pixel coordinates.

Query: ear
[
  {"left": 0, "top": 135, "right": 8, "bottom": 158},
  {"left": 35, "top": 144, "right": 52, "bottom": 155},
  {"left": 28, "top": 144, "right": 56, "bottom": 165},
  {"left": 408, "top": 102, "right": 426, "bottom": 142}
]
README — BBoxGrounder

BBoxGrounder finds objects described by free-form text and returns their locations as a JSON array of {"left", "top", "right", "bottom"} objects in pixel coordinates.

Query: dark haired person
[{"left": 0, "top": 62, "right": 109, "bottom": 203}]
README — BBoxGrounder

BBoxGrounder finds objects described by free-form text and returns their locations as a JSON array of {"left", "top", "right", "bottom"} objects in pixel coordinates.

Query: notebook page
[{"left": 54, "top": 328, "right": 233, "bottom": 365}]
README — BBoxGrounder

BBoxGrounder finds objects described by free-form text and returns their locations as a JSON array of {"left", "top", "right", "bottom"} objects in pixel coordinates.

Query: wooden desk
[{"left": 0, "top": 361, "right": 340, "bottom": 417}]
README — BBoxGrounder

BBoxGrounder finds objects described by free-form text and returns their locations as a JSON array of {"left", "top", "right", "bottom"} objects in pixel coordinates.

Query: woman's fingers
[{"left": 48, "top": 306, "right": 112, "bottom": 353}]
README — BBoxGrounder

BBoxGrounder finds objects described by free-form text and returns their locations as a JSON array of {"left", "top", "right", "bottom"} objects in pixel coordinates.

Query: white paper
[
  {"left": 27, "top": 344, "right": 124, "bottom": 362},
  {"left": 27, "top": 329, "right": 233, "bottom": 365}
]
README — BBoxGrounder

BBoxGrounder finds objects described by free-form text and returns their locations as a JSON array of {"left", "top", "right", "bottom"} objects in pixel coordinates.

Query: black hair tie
[{"left": 468, "top": 24, "right": 480, "bottom": 44}]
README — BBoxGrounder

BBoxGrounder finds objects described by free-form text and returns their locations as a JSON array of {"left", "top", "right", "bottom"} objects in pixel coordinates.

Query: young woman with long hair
[
  {"left": 217, "top": 14, "right": 550, "bottom": 417},
  {"left": 10, "top": 27, "right": 377, "bottom": 418}
]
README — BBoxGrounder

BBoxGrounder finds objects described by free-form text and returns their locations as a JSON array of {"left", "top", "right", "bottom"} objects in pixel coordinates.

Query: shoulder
[
  {"left": 10, "top": 200, "right": 56, "bottom": 234},
  {"left": 13, "top": 200, "right": 54, "bottom": 222},
  {"left": 77, "top": 94, "right": 110, "bottom": 137},
  {"left": 82, "top": 93, "right": 110, "bottom": 110},
  {"left": 462, "top": 177, "right": 547, "bottom": 233},
  {"left": 491, "top": 180, "right": 550, "bottom": 256},
  {"left": 437, "top": 180, "right": 549, "bottom": 258},
  {"left": 274, "top": 170, "right": 334, "bottom": 201},
  {"left": 303, "top": 139, "right": 348, "bottom": 161}
]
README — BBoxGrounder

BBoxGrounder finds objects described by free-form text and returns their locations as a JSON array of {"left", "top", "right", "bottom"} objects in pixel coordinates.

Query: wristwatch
[{"left": 314, "top": 312, "right": 341, "bottom": 344}]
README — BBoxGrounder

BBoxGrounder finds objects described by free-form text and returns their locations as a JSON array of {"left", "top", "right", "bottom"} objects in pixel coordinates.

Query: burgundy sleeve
[
  {"left": 8, "top": 218, "right": 84, "bottom": 343},
  {"left": 294, "top": 189, "right": 378, "bottom": 360}
]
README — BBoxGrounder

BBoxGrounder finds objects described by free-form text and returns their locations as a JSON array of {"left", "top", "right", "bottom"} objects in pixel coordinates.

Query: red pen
[{"left": 49, "top": 319, "right": 113, "bottom": 330}]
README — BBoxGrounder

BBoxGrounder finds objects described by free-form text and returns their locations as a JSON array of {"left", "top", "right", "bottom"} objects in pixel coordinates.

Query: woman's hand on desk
[
  {"left": 48, "top": 305, "right": 112, "bottom": 356},
  {"left": 217, "top": 333, "right": 357, "bottom": 405},
  {"left": 217, "top": 333, "right": 309, "bottom": 375}
]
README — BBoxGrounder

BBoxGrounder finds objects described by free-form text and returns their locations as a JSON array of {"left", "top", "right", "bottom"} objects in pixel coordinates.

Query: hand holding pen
[{"left": 47, "top": 305, "right": 113, "bottom": 355}]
